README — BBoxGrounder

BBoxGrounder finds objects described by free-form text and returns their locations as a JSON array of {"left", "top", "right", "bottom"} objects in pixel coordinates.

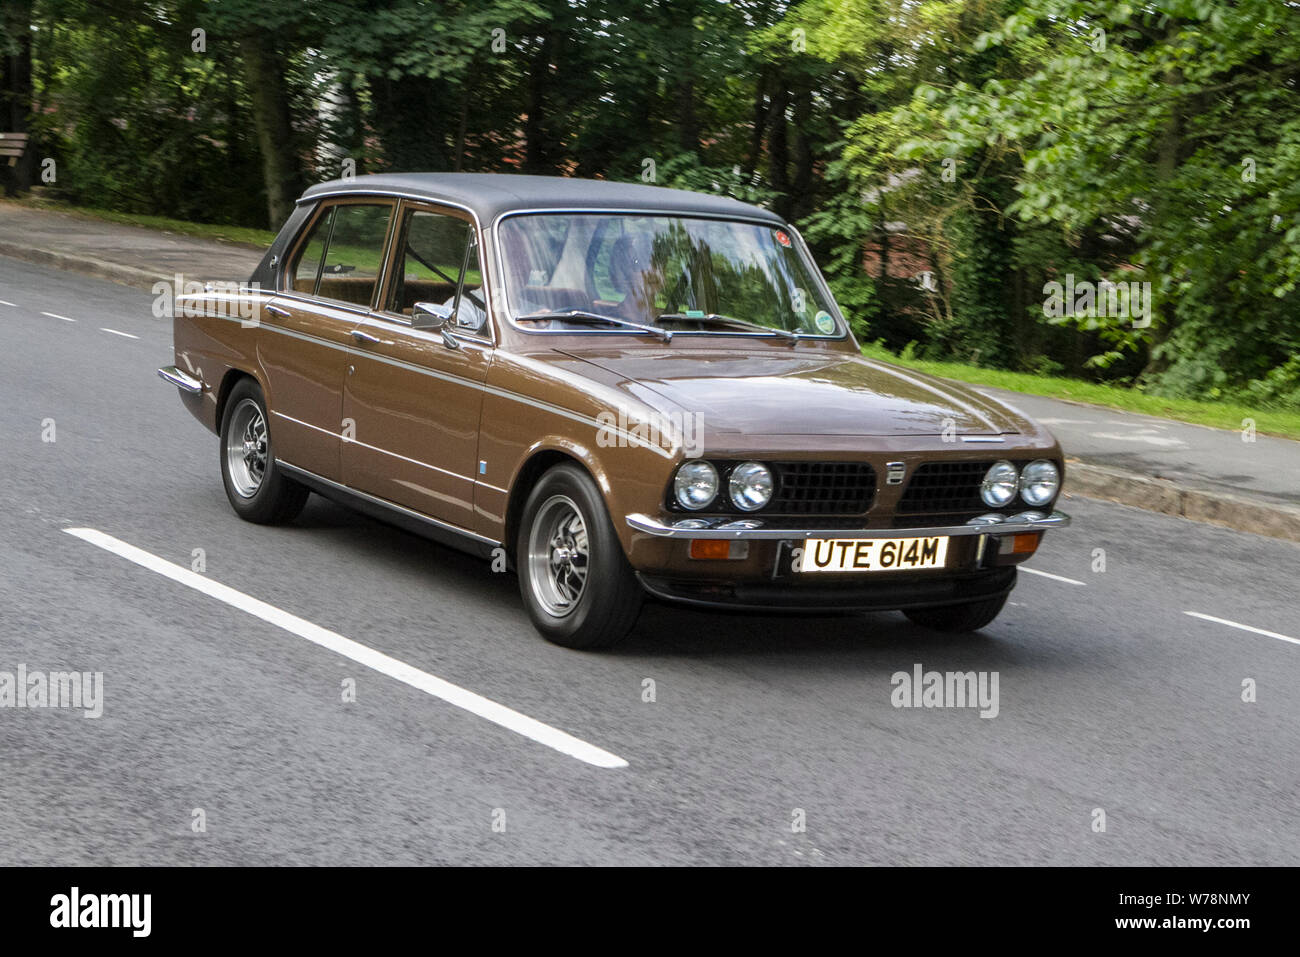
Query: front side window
[
  {"left": 498, "top": 214, "right": 842, "bottom": 338},
  {"left": 288, "top": 201, "right": 393, "bottom": 308},
  {"left": 387, "top": 208, "right": 486, "bottom": 333}
]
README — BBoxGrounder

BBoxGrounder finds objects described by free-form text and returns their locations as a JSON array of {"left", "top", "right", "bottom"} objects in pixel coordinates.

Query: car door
[
  {"left": 260, "top": 198, "right": 395, "bottom": 481},
  {"left": 341, "top": 201, "right": 492, "bottom": 531}
]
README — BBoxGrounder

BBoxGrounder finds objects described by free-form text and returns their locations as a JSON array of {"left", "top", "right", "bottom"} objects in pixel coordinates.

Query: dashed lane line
[
  {"left": 1020, "top": 567, "right": 1087, "bottom": 586},
  {"left": 1184, "top": 611, "right": 1299, "bottom": 647}
]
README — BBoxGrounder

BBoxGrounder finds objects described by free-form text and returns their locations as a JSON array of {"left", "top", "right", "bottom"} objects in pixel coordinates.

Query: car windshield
[{"left": 498, "top": 214, "right": 843, "bottom": 337}]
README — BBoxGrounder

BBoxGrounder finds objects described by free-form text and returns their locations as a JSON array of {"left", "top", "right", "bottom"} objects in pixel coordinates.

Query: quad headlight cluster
[
  {"left": 981, "top": 459, "right": 1060, "bottom": 508},
  {"left": 673, "top": 460, "right": 774, "bottom": 512}
]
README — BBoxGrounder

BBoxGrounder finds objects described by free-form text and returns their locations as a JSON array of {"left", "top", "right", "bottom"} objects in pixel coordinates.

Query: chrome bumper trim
[
  {"left": 157, "top": 365, "right": 203, "bottom": 394},
  {"left": 626, "top": 510, "right": 1072, "bottom": 540}
]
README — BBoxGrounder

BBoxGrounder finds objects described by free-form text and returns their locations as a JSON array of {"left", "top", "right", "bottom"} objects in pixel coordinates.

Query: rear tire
[
  {"left": 517, "top": 463, "right": 643, "bottom": 649},
  {"left": 903, "top": 593, "right": 1009, "bottom": 633},
  {"left": 219, "top": 378, "right": 309, "bottom": 525}
]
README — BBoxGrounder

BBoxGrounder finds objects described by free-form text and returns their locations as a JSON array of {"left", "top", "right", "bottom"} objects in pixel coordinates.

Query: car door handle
[
  {"left": 265, "top": 304, "right": 291, "bottom": 319},
  {"left": 350, "top": 329, "right": 381, "bottom": 345}
]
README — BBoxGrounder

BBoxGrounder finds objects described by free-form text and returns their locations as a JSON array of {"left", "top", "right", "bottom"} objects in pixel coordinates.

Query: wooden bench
[{"left": 0, "top": 132, "right": 29, "bottom": 168}]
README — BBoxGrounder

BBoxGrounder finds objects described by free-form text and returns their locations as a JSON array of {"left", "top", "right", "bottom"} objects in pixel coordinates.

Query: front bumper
[
  {"left": 638, "top": 565, "right": 1018, "bottom": 613},
  {"left": 626, "top": 509, "right": 1071, "bottom": 539},
  {"left": 624, "top": 509, "right": 1068, "bottom": 611}
]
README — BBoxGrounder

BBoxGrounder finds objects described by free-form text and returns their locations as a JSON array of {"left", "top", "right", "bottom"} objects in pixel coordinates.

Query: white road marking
[
  {"left": 99, "top": 327, "right": 139, "bottom": 339},
  {"left": 63, "top": 527, "right": 628, "bottom": 769},
  {"left": 1184, "top": 611, "right": 1299, "bottom": 647},
  {"left": 0, "top": 299, "right": 16, "bottom": 306},
  {"left": 1020, "top": 566, "right": 1086, "bottom": 586},
  {"left": 41, "top": 311, "right": 76, "bottom": 322},
  {"left": 1088, "top": 430, "right": 1186, "bottom": 448}
]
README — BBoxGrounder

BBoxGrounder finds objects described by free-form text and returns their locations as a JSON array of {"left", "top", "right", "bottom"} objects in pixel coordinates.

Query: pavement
[
  {"left": 1, "top": 199, "right": 1298, "bottom": 542},
  {"left": 1, "top": 255, "right": 1297, "bottom": 866},
  {"left": 0, "top": 200, "right": 263, "bottom": 288}
]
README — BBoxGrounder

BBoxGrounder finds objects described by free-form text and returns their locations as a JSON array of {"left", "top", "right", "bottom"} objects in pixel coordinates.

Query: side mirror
[{"left": 412, "top": 301, "right": 454, "bottom": 331}]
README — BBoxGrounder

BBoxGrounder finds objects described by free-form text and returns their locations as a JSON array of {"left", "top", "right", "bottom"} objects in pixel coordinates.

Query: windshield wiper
[
  {"left": 516, "top": 309, "right": 673, "bottom": 342},
  {"left": 658, "top": 312, "right": 801, "bottom": 344}
]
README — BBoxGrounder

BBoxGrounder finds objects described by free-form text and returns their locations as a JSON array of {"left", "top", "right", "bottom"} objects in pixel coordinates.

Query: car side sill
[{"left": 276, "top": 460, "right": 500, "bottom": 559}]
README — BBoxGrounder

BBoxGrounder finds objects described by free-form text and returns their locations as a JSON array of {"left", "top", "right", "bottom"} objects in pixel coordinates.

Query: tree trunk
[
  {"left": 744, "top": 69, "right": 768, "bottom": 180},
  {"left": 1142, "top": 48, "right": 1184, "bottom": 380},
  {"left": 524, "top": 28, "right": 553, "bottom": 172},
  {"left": 766, "top": 82, "right": 790, "bottom": 217},
  {"left": 240, "top": 31, "right": 301, "bottom": 228},
  {"left": 1, "top": 0, "right": 35, "bottom": 195},
  {"left": 788, "top": 81, "right": 814, "bottom": 219}
]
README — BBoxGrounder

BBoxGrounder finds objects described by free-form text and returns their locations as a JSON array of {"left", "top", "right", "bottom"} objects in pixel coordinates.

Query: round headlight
[
  {"left": 1019, "top": 459, "right": 1060, "bottom": 506},
  {"left": 674, "top": 460, "right": 719, "bottom": 510},
  {"left": 728, "top": 461, "right": 774, "bottom": 511},
  {"left": 980, "top": 460, "right": 1019, "bottom": 507}
]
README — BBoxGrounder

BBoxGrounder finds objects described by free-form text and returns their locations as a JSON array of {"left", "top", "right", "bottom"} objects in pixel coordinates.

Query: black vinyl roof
[{"left": 299, "top": 172, "right": 785, "bottom": 225}]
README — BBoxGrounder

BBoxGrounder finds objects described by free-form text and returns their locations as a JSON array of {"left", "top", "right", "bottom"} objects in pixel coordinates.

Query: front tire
[
  {"left": 219, "top": 378, "right": 309, "bottom": 524},
  {"left": 903, "top": 593, "right": 1009, "bottom": 633},
  {"left": 517, "top": 464, "right": 643, "bottom": 649}
]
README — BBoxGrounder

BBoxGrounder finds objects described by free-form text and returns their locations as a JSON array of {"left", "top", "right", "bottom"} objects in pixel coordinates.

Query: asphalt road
[{"left": 1, "top": 256, "right": 1297, "bottom": 866}]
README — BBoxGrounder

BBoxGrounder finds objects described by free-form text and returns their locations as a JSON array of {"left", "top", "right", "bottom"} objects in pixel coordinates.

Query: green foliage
[{"left": 3, "top": 0, "right": 1295, "bottom": 408}]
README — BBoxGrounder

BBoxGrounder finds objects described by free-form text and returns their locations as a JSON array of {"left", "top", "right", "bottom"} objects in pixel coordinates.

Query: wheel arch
[
  {"left": 214, "top": 367, "right": 262, "bottom": 433},
  {"left": 503, "top": 444, "right": 613, "bottom": 563}
]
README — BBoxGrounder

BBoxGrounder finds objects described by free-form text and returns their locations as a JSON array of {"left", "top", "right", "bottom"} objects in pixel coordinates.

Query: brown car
[{"left": 159, "top": 173, "right": 1070, "bottom": 648}]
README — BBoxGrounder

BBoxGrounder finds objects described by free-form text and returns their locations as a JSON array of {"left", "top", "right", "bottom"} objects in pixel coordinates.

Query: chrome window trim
[
  {"left": 489, "top": 207, "right": 852, "bottom": 342},
  {"left": 284, "top": 190, "right": 500, "bottom": 346},
  {"left": 281, "top": 197, "right": 397, "bottom": 311}
]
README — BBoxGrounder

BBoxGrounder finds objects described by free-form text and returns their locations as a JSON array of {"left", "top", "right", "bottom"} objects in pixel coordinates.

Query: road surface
[{"left": 1, "top": 256, "right": 1296, "bottom": 865}]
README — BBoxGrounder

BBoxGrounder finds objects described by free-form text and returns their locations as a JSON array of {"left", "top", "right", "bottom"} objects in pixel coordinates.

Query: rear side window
[
  {"left": 288, "top": 202, "right": 393, "bottom": 308},
  {"left": 293, "top": 207, "right": 333, "bottom": 294}
]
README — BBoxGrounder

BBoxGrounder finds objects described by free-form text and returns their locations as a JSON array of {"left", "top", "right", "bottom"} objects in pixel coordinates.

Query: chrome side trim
[
  {"left": 625, "top": 510, "right": 1072, "bottom": 540},
  {"left": 195, "top": 309, "right": 675, "bottom": 458},
  {"left": 158, "top": 365, "right": 203, "bottom": 394},
  {"left": 271, "top": 411, "right": 476, "bottom": 484},
  {"left": 276, "top": 460, "right": 500, "bottom": 549}
]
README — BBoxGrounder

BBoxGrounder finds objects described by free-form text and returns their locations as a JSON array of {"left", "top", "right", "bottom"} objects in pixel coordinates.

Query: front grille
[
  {"left": 667, "top": 460, "right": 876, "bottom": 515},
  {"left": 896, "top": 461, "right": 992, "bottom": 514},
  {"left": 770, "top": 461, "right": 875, "bottom": 514}
]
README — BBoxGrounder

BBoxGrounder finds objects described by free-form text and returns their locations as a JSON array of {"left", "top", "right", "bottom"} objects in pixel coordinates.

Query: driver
[{"left": 605, "top": 233, "right": 656, "bottom": 321}]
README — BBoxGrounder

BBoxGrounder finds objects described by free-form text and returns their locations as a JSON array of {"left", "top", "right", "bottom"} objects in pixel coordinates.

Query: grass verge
[
  {"left": 5, "top": 197, "right": 277, "bottom": 248},
  {"left": 860, "top": 342, "right": 1300, "bottom": 442}
]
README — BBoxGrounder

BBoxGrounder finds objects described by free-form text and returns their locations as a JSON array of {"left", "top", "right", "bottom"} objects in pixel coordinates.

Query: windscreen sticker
[
  {"left": 814, "top": 310, "right": 836, "bottom": 334},
  {"left": 775, "top": 229, "right": 792, "bottom": 248}
]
